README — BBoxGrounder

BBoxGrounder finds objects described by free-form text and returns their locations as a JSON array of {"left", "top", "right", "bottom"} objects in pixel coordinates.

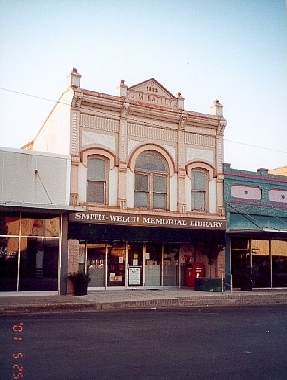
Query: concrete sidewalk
[{"left": 1, "top": 289, "right": 287, "bottom": 314}]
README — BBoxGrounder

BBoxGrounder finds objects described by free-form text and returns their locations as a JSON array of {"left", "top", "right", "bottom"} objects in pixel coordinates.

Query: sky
[{"left": 0, "top": 0, "right": 286, "bottom": 172}]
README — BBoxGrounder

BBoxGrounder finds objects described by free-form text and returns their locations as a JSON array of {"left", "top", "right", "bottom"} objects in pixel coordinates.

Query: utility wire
[
  {"left": 224, "top": 139, "right": 286, "bottom": 154},
  {"left": 1, "top": 86, "right": 287, "bottom": 155},
  {"left": 0, "top": 87, "right": 69, "bottom": 105}
]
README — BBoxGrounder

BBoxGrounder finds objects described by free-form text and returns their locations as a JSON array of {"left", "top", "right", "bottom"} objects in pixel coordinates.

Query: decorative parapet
[
  {"left": 126, "top": 78, "right": 183, "bottom": 110},
  {"left": 224, "top": 163, "right": 287, "bottom": 223},
  {"left": 67, "top": 68, "right": 82, "bottom": 88}
]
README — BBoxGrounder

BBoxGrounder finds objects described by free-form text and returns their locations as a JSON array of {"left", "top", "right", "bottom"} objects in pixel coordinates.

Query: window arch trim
[
  {"left": 129, "top": 144, "right": 175, "bottom": 177},
  {"left": 81, "top": 147, "right": 116, "bottom": 169},
  {"left": 186, "top": 160, "right": 215, "bottom": 181}
]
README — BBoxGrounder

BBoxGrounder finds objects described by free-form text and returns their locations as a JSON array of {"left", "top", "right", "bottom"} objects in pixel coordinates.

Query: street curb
[{"left": 1, "top": 293, "right": 287, "bottom": 314}]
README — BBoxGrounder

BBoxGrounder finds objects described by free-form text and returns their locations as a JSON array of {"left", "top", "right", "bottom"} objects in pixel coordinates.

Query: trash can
[{"left": 194, "top": 278, "right": 224, "bottom": 292}]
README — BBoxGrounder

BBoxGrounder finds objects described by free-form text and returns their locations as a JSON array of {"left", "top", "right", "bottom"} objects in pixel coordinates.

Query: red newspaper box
[
  {"left": 186, "top": 267, "right": 193, "bottom": 287},
  {"left": 186, "top": 262, "right": 205, "bottom": 287}
]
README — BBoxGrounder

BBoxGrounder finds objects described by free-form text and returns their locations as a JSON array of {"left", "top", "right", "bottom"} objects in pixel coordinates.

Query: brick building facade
[{"left": 27, "top": 68, "right": 227, "bottom": 290}]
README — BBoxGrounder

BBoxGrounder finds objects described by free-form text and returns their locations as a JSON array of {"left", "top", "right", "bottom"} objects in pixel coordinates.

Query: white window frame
[
  {"left": 86, "top": 156, "right": 108, "bottom": 205},
  {"left": 134, "top": 152, "right": 169, "bottom": 210},
  {"left": 191, "top": 169, "right": 207, "bottom": 211}
]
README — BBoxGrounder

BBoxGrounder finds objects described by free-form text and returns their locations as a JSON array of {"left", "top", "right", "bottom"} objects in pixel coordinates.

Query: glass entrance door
[
  {"left": 251, "top": 240, "right": 271, "bottom": 288},
  {"left": 272, "top": 240, "right": 287, "bottom": 287},
  {"left": 107, "top": 243, "right": 126, "bottom": 287},
  {"left": 163, "top": 244, "right": 179, "bottom": 286},
  {"left": 231, "top": 237, "right": 251, "bottom": 288},
  {"left": 128, "top": 243, "right": 143, "bottom": 286},
  {"left": 87, "top": 244, "right": 105, "bottom": 287}
]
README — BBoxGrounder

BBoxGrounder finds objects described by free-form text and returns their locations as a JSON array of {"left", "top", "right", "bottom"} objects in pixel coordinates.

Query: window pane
[
  {"left": 87, "top": 181, "right": 105, "bottom": 204},
  {"left": 21, "top": 215, "right": 60, "bottom": 237},
  {"left": 0, "top": 237, "right": 18, "bottom": 291},
  {"left": 19, "top": 237, "right": 59, "bottom": 291},
  {"left": 272, "top": 240, "right": 287, "bottom": 287},
  {"left": 192, "top": 171, "right": 206, "bottom": 190},
  {"left": 0, "top": 212, "right": 20, "bottom": 235},
  {"left": 88, "top": 158, "right": 106, "bottom": 181},
  {"left": 192, "top": 192, "right": 205, "bottom": 210},
  {"left": 135, "top": 174, "right": 148, "bottom": 191},
  {"left": 153, "top": 175, "right": 166, "bottom": 193},
  {"left": 153, "top": 194, "right": 166, "bottom": 209},
  {"left": 135, "top": 152, "right": 167, "bottom": 173},
  {"left": 134, "top": 192, "right": 148, "bottom": 208}
]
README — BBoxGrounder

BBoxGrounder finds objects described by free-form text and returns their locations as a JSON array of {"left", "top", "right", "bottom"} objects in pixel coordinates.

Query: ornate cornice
[{"left": 71, "top": 90, "right": 83, "bottom": 108}]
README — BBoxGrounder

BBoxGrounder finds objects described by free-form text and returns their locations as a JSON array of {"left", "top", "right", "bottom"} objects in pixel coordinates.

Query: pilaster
[
  {"left": 118, "top": 102, "right": 130, "bottom": 209},
  {"left": 177, "top": 113, "right": 187, "bottom": 213},
  {"left": 216, "top": 119, "right": 226, "bottom": 215},
  {"left": 70, "top": 155, "right": 80, "bottom": 205}
]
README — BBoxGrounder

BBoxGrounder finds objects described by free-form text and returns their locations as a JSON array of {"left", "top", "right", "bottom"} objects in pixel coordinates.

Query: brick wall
[{"left": 67, "top": 239, "right": 80, "bottom": 295}]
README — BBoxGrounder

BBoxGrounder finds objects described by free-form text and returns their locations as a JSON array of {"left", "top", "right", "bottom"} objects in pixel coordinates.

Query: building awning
[
  {"left": 229, "top": 211, "right": 287, "bottom": 231},
  {"left": 68, "top": 222, "right": 226, "bottom": 244},
  {"left": 227, "top": 228, "right": 287, "bottom": 239},
  {"left": 0, "top": 202, "right": 85, "bottom": 215}
]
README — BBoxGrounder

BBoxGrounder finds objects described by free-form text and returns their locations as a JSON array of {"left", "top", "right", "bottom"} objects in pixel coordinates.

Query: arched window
[
  {"left": 87, "top": 156, "right": 108, "bottom": 204},
  {"left": 134, "top": 152, "right": 168, "bottom": 210},
  {"left": 191, "top": 170, "right": 207, "bottom": 211}
]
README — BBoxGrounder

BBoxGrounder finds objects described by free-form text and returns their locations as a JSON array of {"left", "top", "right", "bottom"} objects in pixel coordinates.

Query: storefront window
[
  {"left": 0, "top": 212, "right": 60, "bottom": 292},
  {"left": 0, "top": 237, "right": 19, "bottom": 291},
  {"left": 21, "top": 214, "right": 60, "bottom": 237},
  {"left": 145, "top": 243, "right": 162, "bottom": 286},
  {"left": 231, "top": 238, "right": 287, "bottom": 289},
  {"left": 0, "top": 213, "right": 20, "bottom": 236},
  {"left": 19, "top": 237, "right": 59, "bottom": 291}
]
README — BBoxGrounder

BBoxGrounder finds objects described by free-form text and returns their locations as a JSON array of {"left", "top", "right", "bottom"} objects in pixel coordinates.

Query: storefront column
[{"left": 225, "top": 235, "right": 232, "bottom": 290}]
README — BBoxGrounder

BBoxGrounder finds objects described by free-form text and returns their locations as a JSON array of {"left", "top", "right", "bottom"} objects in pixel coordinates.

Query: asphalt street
[{"left": 1, "top": 305, "right": 287, "bottom": 380}]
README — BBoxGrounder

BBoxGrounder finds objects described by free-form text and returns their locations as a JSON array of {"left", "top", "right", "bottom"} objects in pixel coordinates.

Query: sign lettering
[
  {"left": 127, "top": 91, "right": 177, "bottom": 108},
  {"left": 70, "top": 212, "right": 225, "bottom": 230}
]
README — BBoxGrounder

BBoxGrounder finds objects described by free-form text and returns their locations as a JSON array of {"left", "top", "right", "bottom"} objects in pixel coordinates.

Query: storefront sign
[{"left": 69, "top": 211, "right": 226, "bottom": 230}]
